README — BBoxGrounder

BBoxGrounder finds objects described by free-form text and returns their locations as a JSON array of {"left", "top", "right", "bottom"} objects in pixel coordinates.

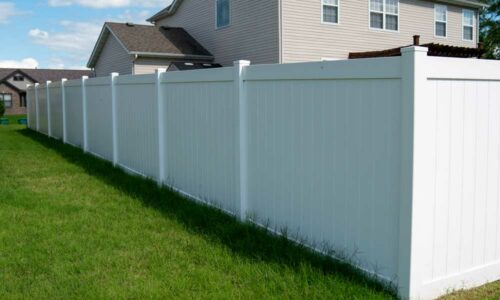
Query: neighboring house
[
  {"left": 0, "top": 68, "right": 91, "bottom": 116},
  {"left": 146, "top": 0, "right": 486, "bottom": 65},
  {"left": 87, "top": 22, "right": 220, "bottom": 77}
]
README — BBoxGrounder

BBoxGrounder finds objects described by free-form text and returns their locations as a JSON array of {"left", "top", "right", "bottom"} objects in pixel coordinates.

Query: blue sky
[{"left": 0, "top": 0, "right": 173, "bottom": 70}]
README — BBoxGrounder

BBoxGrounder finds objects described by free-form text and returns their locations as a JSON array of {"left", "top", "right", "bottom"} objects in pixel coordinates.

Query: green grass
[
  {"left": 0, "top": 124, "right": 396, "bottom": 299},
  {"left": 439, "top": 281, "right": 500, "bottom": 300}
]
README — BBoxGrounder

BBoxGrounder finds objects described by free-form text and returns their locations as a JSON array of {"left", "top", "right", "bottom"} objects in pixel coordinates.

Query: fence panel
[
  {"left": 65, "top": 80, "right": 84, "bottom": 147},
  {"left": 86, "top": 77, "right": 113, "bottom": 160},
  {"left": 49, "top": 83, "right": 64, "bottom": 139},
  {"left": 413, "top": 56, "right": 500, "bottom": 299},
  {"left": 27, "top": 86, "right": 36, "bottom": 129},
  {"left": 162, "top": 68, "right": 238, "bottom": 214},
  {"left": 116, "top": 74, "right": 159, "bottom": 179},
  {"left": 245, "top": 59, "right": 403, "bottom": 282},
  {"left": 24, "top": 51, "right": 500, "bottom": 300},
  {"left": 37, "top": 84, "right": 49, "bottom": 135}
]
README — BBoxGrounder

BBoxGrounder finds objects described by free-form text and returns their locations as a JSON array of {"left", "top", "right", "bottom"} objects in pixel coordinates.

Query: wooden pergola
[{"left": 349, "top": 35, "right": 484, "bottom": 59}]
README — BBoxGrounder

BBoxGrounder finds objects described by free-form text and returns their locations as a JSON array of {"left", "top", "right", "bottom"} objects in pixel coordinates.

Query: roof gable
[
  {"left": 147, "top": 0, "right": 184, "bottom": 23},
  {"left": 0, "top": 69, "right": 38, "bottom": 84},
  {"left": 0, "top": 80, "right": 23, "bottom": 93},
  {"left": 87, "top": 22, "right": 214, "bottom": 68},
  {"left": 0, "top": 68, "right": 91, "bottom": 84}
]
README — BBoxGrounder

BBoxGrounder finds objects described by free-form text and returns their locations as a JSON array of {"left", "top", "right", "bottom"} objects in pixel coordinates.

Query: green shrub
[{"left": 0, "top": 100, "right": 4, "bottom": 117}]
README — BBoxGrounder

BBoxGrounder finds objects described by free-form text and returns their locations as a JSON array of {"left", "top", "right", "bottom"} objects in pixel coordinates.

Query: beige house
[
  {"left": 148, "top": 0, "right": 485, "bottom": 66},
  {"left": 89, "top": 0, "right": 485, "bottom": 75}
]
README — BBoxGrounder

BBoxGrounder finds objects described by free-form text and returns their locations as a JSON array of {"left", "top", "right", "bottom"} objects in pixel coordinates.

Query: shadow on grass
[{"left": 20, "top": 128, "right": 397, "bottom": 298}]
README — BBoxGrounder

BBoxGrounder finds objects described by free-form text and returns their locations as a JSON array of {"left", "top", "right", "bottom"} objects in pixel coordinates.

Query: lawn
[
  {"left": 439, "top": 281, "right": 500, "bottom": 300},
  {"left": 0, "top": 123, "right": 396, "bottom": 299}
]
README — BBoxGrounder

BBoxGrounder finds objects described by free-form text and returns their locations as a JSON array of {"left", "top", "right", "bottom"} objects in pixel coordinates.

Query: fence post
[
  {"left": 398, "top": 46, "right": 429, "bottom": 299},
  {"left": 26, "top": 85, "right": 31, "bottom": 128},
  {"left": 82, "top": 76, "right": 89, "bottom": 152},
  {"left": 111, "top": 72, "right": 119, "bottom": 166},
  {"left": 156, "top": 68, "right": 167, "bottom": 185},
  {"left": 46, "top": 81, "right": 52, "bottom": 137},
  {"left": 234, "top": 60, "right": 251, "bottom": 221},
  {"left": 35, "top": 83, "right": 40, "bottom": 131},
  {"left": 61, "top": 78, "right": 68, "bottom": 143}
]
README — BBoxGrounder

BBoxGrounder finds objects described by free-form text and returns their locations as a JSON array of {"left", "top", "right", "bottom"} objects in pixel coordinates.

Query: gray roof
[
  {"left": 0, "top": 68, "right": 92, "bottom": 84},
  {"left": 87, "top": 22, "right": 214, "bottom": 68}
]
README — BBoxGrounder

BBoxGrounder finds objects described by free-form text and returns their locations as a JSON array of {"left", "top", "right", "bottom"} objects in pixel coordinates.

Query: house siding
[
  {"left": 133, "top": 58, "right": 174, "bottom": 75},
  {"left": 156, "top": 0, "right": 280, "bottom": 66},
  {"left": 282, "top": 0, "right": 479, "bottom": 62},
  {"left": 0, "top": 84, "right": 24, "bottom": 116},
  {"left": 94, "top": 33, "right": 133, "bottom": 77}
]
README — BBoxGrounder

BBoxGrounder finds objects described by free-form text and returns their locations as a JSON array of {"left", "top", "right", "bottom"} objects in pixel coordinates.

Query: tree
[
  {"left": 480, "top": 0, "right": 500, "bottom": 59},
  {"left": 0, "top": 100, "right": 4, "bottom": 118}
]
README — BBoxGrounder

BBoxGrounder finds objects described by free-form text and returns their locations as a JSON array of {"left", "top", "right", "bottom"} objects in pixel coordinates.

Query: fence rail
[{"left": 27, "top": 47, "right": 500, "bottom": 300}]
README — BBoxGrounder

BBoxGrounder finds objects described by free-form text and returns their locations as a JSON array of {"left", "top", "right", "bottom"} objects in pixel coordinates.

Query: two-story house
[{"left": 88, "top": 0, "right": 485, "bottom": 75}]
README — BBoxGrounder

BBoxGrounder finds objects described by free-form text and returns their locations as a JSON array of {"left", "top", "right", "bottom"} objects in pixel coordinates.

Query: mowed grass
[
  {"left": 439, "top": 281, "right": 500, "bottom": 300},
  {"left": 0, "top": 124, "right": 396, "bottom": 299}
]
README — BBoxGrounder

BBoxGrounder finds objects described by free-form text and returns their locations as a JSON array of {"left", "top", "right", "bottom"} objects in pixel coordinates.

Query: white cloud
[
  {"left": 29, "top": 21, "right": 102, "bottom": 57},
  {"left": 0, "top": 58, "right": 39, "bottom": 68},
  {"left": 27, "top": 3, "right": 171, "bottom": 69},
  {"left": 48, "top": 0, "right": 169, "bottom": 9},
  {"left": 27, "top": 9, "right": 160, "bottom": 69},
  {"left": 28, "top": 20, "right": 101, "bottom": 69},
  {"left": 29, "top": 28, "right": 50, "bottom": 39},
  {"left": 0, "top": 2, "right": 29, "bottom": 24}
]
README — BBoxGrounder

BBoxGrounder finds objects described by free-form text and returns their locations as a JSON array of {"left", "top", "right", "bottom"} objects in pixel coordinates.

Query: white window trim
[
  {"left": 215, "top": 0, "right": 231, "bottom": 30},
  {"left": 462, "top": 8, "right": 474, "bottom": 42},
  {"left": 434, "top": 4, "right": 448, "bottom": 38},
  {"left": 321, "top": 0, "right": 340, "bottom": 25},
  {"left": 368, "top": 0, "right": 400, "bottom": 32}
]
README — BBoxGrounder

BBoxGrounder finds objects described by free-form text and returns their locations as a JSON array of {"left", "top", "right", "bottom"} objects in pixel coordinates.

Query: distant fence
[{"left": 27, "top": 47, "right": 500, "bottom": 300}]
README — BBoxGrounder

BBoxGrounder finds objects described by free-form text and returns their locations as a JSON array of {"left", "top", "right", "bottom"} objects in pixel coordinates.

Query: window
[
  {"left": 20, "top": 93, "right": 27, "bottom": 107},
  {"left": 13, "top": 75, "right": 24, "bottom": 81},
  {"left": 322, "top": 0, "right": 339, "bottom": 24},
  {"left": 463, "top": 9, "right": 474, "bottom": 41},
  {"left": 216, "top": 0, "right": 230, "bottom": 28},
  {"left": 0, "top": 93, "right": 12, "bottom": 108},
  {"left": 370, "top": 0, "right": 399, "bottom": 31},
  {"left": 435, "top": 4, "right": 447, "bottom": 37}
]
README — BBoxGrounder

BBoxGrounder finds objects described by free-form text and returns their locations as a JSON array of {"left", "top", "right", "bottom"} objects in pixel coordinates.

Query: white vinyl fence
[{"left": 26, "top": 47, "right": 500, "bottom": 300}]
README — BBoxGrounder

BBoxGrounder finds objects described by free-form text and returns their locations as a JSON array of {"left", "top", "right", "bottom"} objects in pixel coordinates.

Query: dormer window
[
  {"left": 13, "top": 75, "right": 24, "bottom": 81},
  {"left": 216, "top": 0, "right": 230, "bottom": 29}
]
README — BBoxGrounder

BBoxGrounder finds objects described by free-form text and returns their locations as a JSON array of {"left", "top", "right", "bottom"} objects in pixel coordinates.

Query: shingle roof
[
  {"left": 0, "top": 68, "right": 92, "bottom": 84},
  {"left": 106, "top": 22, "right": 212, "bottom": 56},
  {"left": 88, "top": 22, "right": 213, "bottom": 68}
]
